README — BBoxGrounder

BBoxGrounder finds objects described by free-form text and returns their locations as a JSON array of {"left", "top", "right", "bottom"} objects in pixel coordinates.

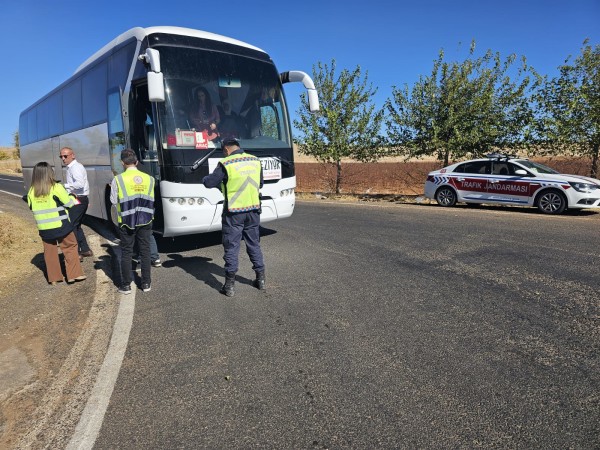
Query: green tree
[
  {"left": 385, "top": 41, "right": 535, "bottom": 166},
  {"left": 13, "top": 130, "right": 20, "bottom": 159},
  {"left": 534, "top": 40, "right": 600, "bottom": 177},
  {"left": 294, "top": 59, "right": 384, "bottom": 194}
]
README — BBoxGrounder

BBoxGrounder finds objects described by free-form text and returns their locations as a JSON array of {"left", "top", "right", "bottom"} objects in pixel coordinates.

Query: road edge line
[{"left": 66, "top": 242, "right": 136, "bottom": 450}]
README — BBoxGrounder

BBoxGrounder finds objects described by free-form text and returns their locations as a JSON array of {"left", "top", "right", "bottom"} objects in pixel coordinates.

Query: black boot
[
  {"left": 253, "top": 271, "right": 266, "bottom": 291},
  {"left": 221, "top": 272, "right": 236, "bottom": 297}
]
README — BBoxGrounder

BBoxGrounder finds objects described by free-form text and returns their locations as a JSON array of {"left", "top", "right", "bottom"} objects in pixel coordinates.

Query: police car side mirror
[{"left": 514, "top": 169, "right": 528, "bottom": 176}]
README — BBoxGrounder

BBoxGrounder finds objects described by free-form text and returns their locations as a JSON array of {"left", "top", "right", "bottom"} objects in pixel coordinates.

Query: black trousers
[
  {"left": 69, "top": 196, "right": 90, "bottom": 253},
  {"left": 119, "top": 223, "right": 152, "bottom": 286}
]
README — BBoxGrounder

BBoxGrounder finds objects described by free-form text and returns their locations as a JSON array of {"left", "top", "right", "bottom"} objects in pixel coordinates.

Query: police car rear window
[{"left": 454, "top": 161, "right": 491, "bottom": 174}]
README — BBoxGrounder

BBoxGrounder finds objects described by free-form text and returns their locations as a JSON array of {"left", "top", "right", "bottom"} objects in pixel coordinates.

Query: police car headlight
[
  {"left": 169, "top": 198, "right": 176, "bottom": 203},
  {"left": 196, "top": 198, "right": 204, "bottom": 205},
  {"left": 280, "top": 188, "right": 294, "bottom": 197},
  {"left": 569, "top": 182, "right": 599, "bottom": 193},
  {"left": 178, "top": 198, "right": 186, "bottom": 205},
  {"left": 188, "top": 198, "right": 195, "bottom": 205}
]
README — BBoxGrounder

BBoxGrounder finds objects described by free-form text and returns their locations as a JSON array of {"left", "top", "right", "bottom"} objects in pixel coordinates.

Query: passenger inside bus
[
  {"left": 218, "top": 98, "right": 246, "bottom": 140},
  {"left": 241, "top": 86, "right": 276, "bottom": 137},
  {"left": 187, "top": 86, "right": 220, "bottom": 141}
]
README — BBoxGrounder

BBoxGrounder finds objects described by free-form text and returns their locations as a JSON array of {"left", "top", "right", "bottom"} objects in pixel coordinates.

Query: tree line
[{"left": 294, "top": 40, "right": 600, "bottom": 194}]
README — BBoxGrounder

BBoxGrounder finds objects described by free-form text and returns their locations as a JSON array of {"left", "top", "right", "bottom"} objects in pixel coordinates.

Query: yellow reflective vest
[
  {"left": 221, "top": 153, "right": 262, "bottom": 213},
  {"left": 115, "top": 169, "right": 155, "bottom": 229},
  {"left": 27, "top": 183, "right": 75, "bottom": 240}
]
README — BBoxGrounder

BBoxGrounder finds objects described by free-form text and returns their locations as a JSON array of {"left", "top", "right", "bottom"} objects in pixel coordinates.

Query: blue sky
[{"left": 1, "top": 0, "right": 599, "bottom": 146}]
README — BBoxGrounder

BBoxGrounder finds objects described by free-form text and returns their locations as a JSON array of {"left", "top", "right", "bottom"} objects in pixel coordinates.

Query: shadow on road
[
  {"left": 419, "top": 202, "right": 599, "bottom": 217},
  {"left": 82, "top": 216, "right": 277, "bottom": 291}
]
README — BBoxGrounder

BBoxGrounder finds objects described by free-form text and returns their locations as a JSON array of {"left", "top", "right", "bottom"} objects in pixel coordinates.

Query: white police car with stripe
[{"left": 424, "top": 153, "right": 600, "bottom": 214}]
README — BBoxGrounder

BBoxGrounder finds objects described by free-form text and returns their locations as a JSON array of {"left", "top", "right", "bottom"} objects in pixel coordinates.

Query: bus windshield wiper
[{"left": 191, "top": 148, "right": 218, "bottom": 171}]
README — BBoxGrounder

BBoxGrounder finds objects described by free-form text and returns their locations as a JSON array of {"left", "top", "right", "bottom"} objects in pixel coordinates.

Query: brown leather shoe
[{"left": 80, "top": 250, "right": 93, "bottom": 257}]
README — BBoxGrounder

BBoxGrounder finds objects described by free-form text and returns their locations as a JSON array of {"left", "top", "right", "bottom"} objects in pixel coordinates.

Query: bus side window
[
  {"left": 107, "top": 90, "right": 126, "bottom": 174},
  {"left": 260, "top": 105, "right": 278, "bottom": 139}
]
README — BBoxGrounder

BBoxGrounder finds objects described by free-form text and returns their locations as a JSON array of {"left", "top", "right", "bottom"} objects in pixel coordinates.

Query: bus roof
[{"left": 75, "top": 26, "right": 266, "bottom": 74}]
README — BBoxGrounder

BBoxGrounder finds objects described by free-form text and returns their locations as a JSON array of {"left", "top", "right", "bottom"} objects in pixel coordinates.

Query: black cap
[{"left": 222, "top": 138, "right": 240, "bottom": 147}]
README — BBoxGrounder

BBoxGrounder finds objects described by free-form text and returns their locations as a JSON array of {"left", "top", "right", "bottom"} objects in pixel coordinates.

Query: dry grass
[
  {"left": 0, "top": 212, "right": 40, "bottom": 297},
  {"left": 0, "top": 147, "right": 21, "bottom": 174},
  {"left": 296, "top": 161, "right": 441, "bottom": 195},
  {"left": 295, "top": 157, "right": 597, "bottom": 196}
]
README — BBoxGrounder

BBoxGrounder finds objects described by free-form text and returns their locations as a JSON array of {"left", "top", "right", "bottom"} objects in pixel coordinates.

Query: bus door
[
  {"left": 131, "top": 83, "right": 163, "bottom": 230},
  {"left": 52, "top": 137, "right": 64, "bottom": 184},
  {"left": 132, "top": 84, "right": 161, "bottom": 180}
]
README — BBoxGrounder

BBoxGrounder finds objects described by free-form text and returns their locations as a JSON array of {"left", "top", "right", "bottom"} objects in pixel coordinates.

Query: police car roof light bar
[{"left": 486, "top": 152, "right": 516, "bottom": 161}]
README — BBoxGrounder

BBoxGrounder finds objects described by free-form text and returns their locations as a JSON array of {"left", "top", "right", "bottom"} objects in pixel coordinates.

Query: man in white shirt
[{"left": 60, "top": 147, "right": 92, "bottom": 259}]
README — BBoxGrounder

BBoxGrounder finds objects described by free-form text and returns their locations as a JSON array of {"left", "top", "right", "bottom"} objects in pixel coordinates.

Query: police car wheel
[
  {"left": 536, "top": 189, "right": 566, "bottom": 214},
  {"left": 435, "top": 187, "right": 457, "bottom": 207}
]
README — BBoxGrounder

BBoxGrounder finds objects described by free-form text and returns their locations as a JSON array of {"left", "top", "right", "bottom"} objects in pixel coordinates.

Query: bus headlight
[{"left": 170, "top": 197, "right": 206, "bottom": 205}]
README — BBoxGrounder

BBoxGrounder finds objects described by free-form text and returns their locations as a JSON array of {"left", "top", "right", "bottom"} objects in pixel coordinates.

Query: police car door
[
  {"left": 452, "top": 160, "right": 492, "bottom": 203},
  {"left": 487, "top": 162, "right": 530, "bottom": 206}
]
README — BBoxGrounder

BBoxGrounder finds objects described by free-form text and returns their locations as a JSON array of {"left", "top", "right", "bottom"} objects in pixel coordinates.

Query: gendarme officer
[
  {"left": 110, "top": 149, "right": 155, "bottom": 294},
  {"left": 202, "top": 138, "right": 266, "bottom": 297}
]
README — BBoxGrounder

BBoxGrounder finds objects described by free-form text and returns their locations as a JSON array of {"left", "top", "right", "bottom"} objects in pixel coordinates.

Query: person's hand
[{"left": 210, "top": 122, "right": 217, "bottom": 130}]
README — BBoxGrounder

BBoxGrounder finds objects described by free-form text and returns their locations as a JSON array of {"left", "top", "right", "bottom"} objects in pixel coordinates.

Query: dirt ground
[
  {"left": 0, "top": 193, "right": 98, "bottom": 449},
  {"left": 0, "top": 147, "right": 20, "bottom": 176},
  {"left": 294, "top": 157, "right": 597, "bottom": 196}
]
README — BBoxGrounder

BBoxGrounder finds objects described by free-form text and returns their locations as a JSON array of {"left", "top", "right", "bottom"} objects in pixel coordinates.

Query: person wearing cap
[
  {"left": 201, "top": 138, "right": 266, "bottom": 297},
  {"left": 110, "top": 149, "right": 156, "bottom": 294}
]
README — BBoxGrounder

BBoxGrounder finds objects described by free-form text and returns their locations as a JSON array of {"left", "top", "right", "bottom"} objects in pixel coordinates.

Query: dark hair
[
  {"left": 120, "top": 148, "right": 138, "bottom": 165},
  {"left": 195, "top": 86, "right": 213, "bottom": 113},
  {"left": 222, "top": 138, "right": 240, "bottom": 148}
]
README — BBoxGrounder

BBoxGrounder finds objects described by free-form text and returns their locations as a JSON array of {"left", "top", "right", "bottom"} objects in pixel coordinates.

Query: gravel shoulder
[{"left": 0, "top": 193, "right": 118, "bottom": 449}]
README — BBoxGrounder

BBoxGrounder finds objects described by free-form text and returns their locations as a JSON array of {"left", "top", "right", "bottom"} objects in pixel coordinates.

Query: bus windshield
[{"left": 155, "top": 46, "right": 292, "bottom": 151}]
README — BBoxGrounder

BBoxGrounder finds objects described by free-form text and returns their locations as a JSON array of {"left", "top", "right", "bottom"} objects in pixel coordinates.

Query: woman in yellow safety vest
[{"left": 26, "top": 162, "right": 86, "bottom": 285}]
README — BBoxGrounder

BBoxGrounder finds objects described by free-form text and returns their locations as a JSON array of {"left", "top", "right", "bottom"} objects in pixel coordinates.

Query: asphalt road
[
  {"left": 91, "top": 201, "right": 599, "bottom": 449},
  {"left": 0, "top": 174, "right": 24, "bottom": 196}
]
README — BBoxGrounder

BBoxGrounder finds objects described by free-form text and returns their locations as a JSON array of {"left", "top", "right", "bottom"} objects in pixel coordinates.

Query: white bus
[{"left": 19, "top": 26, "right": 319, "bottom": 237}]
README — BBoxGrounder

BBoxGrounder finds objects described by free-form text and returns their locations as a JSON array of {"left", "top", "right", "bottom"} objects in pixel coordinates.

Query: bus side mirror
[
  {"left": 147, "top": 72, "right": 165, "bottom": 102},
  {"left": 139, "top": 49, "right": 165, "bottom": 102},
  {"left": 280, "top": 71, "right": 320, "bottom": 113},
  {"left": 307, "top": 89, "right": 319, "bottom": 113}
]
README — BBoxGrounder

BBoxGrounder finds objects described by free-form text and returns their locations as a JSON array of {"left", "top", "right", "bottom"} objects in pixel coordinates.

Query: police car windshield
[{"left": 515, "top": 160, "right": 559, "bottom": 174}]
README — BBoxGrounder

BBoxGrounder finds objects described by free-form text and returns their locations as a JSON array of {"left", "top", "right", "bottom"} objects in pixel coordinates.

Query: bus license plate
[{"left": 260, "top": 157, "right": 282, "bottom": 180}]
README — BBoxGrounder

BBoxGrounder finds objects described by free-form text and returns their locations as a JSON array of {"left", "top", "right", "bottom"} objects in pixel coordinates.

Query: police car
[{"left": 424, "top": 153, "right": 600, "bottom": 214}]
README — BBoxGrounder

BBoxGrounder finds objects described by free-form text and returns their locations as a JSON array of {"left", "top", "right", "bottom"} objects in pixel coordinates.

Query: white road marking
[
  {"left": 67, "top": 243, "right": 135, "bottom": 450},
  {"left": 0, "top": 189, "right": 21, "bottom": 197}
]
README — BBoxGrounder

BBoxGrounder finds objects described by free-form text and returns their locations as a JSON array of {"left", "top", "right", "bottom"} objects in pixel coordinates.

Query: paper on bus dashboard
[{"left": 207, "top": 156, "right": 282, "bottom": 180}]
